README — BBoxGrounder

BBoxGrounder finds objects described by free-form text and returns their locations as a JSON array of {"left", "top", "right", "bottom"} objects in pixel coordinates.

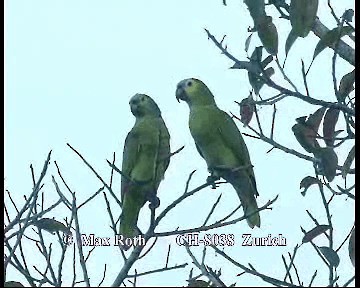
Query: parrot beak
[
  {"left": 130, "top": 96, "right": 140, "bottom": 116},
  {"left": 175, "top": 84, "right": 187, "bottom": 103},
  {"left": 130, "top": 104, "right": 138, "bottom": 115}
]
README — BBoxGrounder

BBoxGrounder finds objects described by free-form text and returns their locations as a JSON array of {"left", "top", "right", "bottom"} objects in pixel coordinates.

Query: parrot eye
[{"left": 187, "top": 81, "right": 192, "bottom": 87}]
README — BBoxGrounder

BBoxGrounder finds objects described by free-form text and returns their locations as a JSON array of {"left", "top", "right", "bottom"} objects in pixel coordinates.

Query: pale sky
[{"left": 5, "top": 0, "right": 355, "bottom": 286}]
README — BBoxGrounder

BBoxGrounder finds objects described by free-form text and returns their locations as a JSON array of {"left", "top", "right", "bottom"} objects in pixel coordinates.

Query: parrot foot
[
  {"left": 148, "top": 195, "right": 160, "bottom": 209},
  {"left": 206, "top": 174, "right": 220, "bottom": 189},
  {"left": 119, "top": 242, "right": 131, "bottom": 251}
]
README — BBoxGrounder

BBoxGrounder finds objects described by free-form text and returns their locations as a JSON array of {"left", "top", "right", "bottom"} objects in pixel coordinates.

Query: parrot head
[
  {"left": 129, "top": 94, "right": 161, "bottom": 117},
  {"left": 176, "top": 78, "right": 215, "bottom": 106}
]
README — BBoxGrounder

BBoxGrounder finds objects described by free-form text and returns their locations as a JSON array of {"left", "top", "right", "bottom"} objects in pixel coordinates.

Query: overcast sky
[{"left": 5, "top": 0, "right": 355, "bottom": 286}]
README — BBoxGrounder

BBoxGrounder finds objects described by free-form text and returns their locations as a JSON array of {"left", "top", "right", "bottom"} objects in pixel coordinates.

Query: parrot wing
[
  {"left": 120, "top": 119, "right": 161, "bottom": 242},
  {"left": 154, "top": 118, "right": 171, "bottom": 191},
  {"left": 195, "top": 143, "right": 205, "bottom": 159},
  {"left": 215, "top": 109, "right": 261, "bottom": 228},
  {"left": 216, "top": 109, "right": 258, "bottom": 196},
  {"left": 121, "top": 127, "right": 140, "bottom": 203}
]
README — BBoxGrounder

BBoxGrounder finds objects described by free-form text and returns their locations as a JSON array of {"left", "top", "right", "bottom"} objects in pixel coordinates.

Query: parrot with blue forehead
[
  {"left": 120, "top": 94, "right": 170, "bottom": 244},
  {"left": 176, "top": 78, "right": 260, "bottom": 228}
]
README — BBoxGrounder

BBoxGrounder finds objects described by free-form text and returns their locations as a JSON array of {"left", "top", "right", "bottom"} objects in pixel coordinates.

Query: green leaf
[
  {"left": 338, "top": 69, "right": 355, "bottom": 101},
  {"left": 306, "top": 107, "right": 326, "bottom": 133},
  {"left": 342, "top": 9, "right": 354, "bottom": 22},
  {"left": 290, "top": 0, "right": 318, "bottom": 37},
  {"left": 292, "top": 123, "right": 317, "bottom": 153},
  {"left": 243, "top": 0, "right": 266, "bottom": 23},
  {"left": 261, "top": 55, "right": 273, "bottom": 69},
  {"left": 285, "top": 29, "right": 298, "bottom": 56},
  {"left": 4, "top": 281, "right": 25, "bottom": 287},
  {"left": 302, "top": 225, "right": 330, "bottom": 243},
  {"left": 341, "top": 145, "right": 355, "bottom": 179},
  {"left": 299, "top": 176, "right": 321, "bottom": 196},
  {"left": 292, "top": 107, "right": 326, "bottom": 153},
  {"left": 238, "top": 94, "right": 255, "bottom": 127},
  {"left": 322, "top": 108, "right": 340, "bottom": 147},
  {"left": 256, "top": 16, "right": 278, "bottom": 55},
  {"left": 313, "top": 26, "right": 353, "bottom": 60},
  {"left": 318, "top": 246, "right": 340, "bottom": 267},
  {"left": 245, "top": 33, "right": 253, "bottom": 53},
  {"left": 246, "top": 47, "right": 274, "bottom": 94},
  {"left": 231, "top": 61, "right": 260, "bottom": 74},
  {"left": 248, "top": 72, "right": 264, "bottom": 95},
  {"left": 33, "top": 218, "right": 69, "bottom": 235},
  {"left": 313, "top": 147, "right": 338, "bottom": 182},
  {"left": 187, "top": 280, "right": 211, "bottom": 287},
  {"left": 349, "top": 227, "right": 355, "bottom": 267},
  {"left": 250, "top": 46, "right": 263, "bottom": 62},
  {"left": 264, "top": 67, "right": 275, "bottom": 78}
]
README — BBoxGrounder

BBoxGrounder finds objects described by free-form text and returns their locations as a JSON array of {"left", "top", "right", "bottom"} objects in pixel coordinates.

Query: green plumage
[
  {"left": 176, "top": 79, "right": 260, "bottom": 228},
  {"left": 120, "top": 94, "right": 170, "bottom": 243}
]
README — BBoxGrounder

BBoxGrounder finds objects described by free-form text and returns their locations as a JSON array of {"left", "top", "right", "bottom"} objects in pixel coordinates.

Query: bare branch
[{"left": 210, "top": 245, "right": 300, "bottom": 287}]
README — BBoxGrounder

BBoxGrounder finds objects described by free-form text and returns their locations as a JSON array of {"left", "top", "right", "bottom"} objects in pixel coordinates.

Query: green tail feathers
[
  {"left": 236, "top": 188, "right": 261, "bottom": 228},
  {"left": 119, "top": 190, "right": 145, "bottom": 240},
  {"left": 222, "top": 170, "right": 261, "bottom": 228}
]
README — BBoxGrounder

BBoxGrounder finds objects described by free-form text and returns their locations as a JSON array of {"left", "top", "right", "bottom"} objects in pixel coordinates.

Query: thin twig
[
  {"left": 97, "top": 264, "right": 107, "bottom": 287},
  {"left": 202, "top": 194, "right": 222, "bottom": 226},
  {"left": 317, "top": 176, "right": 334, "bottom": 285},
  {"left": 254, "top": 106, "right": 263, "bottom": 135},
  {"left": 185, "top": 245, "right": 224, "bottom": 287},
  {"left": 214, "top": 203, "right": 242, "bottom": 224},
  {"left": 270, "top": 104, "right": 276, "bottom": 140},
  {"left": 343, "top": 275, "right": 355, "bottom": 287},
  {"left": 292, "top": 262, "right": 302, "bottom": 286},
  {"left": 30, "top": 164, "right": 36, "bottom": 187},
  {"left": 54, "top": 161, "right": 74, "bottom": 195},
  {"left": 109, "top": 152, "right": 116, "bottom": 188},
  {"left": 283, "top": 244, "right": 299, "bottom": 283},
  {"left": 335, "top": 223, "right": 355, "bottom": 252},
  {"left": 211, "top": 245, "right": 300, "bottom": 287},
  {"left": 127, "top": 263, "right": 188, "bottom": 279},
  {"left": 184, "top": 170, "right": 197, "bottom": 194},
  {"left": 275, "top": 57, "right": 299, "bottom": 92},
  {"left": 71, "top": 193, "right": 91, "bottom": 286},
  {"left": 159, "top": 145, "right": 185, "bottom": 162},
  {"left": 138, "top": 237, "right": 158, "bottom": 260},
  {"left": 78, "top": 186, "right": 105, "bottom": 210},
  {"left": 154, "top": 196, "right": 278, "bottom": 237},
  {"left": 5, "top": 151, "right": 52, "bottom": 234},
  {"left": 165, "top": 244, "right": 171, "bottom": 268},
  {"left": 84, "top": 247, "right": 96, "bottom": 263},
  {"left": 308, "top": 270, "right": 317, "bottom": 287},
  {"left": 67, "top": 143, "right": 121, "bottom": 207},
  {"left": 301, "top": 60, "right": 310, "bottom": 97}
]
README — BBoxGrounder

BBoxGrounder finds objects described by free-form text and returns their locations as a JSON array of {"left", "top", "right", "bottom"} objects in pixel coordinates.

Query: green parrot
[
  {"left": 120, "top": 94, "right": 170, "bottom": 244},
  {"left": 176, "top": 78, "right": 260, "bottom": 228}
]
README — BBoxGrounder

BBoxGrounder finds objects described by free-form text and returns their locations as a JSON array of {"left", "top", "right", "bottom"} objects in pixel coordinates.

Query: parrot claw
[
  {"left": 148, "top": 195, "right": 160, "bottom": 209},
  {"left": 119, "top": 242, "right": 131, "bottom": 251},
  {"left": 206, "top": 174, "right": 220, "bottom": 189}
]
